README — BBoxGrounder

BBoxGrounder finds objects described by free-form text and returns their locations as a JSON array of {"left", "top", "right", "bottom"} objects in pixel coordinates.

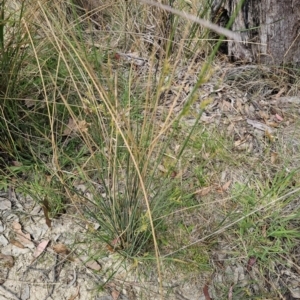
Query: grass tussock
[{"left": 1, "top": 0, "right": 300, "bottom": 298}]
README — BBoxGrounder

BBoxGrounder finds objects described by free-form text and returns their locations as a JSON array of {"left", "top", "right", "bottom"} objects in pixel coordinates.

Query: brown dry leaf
[
  {"left": 85, "top": 260, "right": 101, "bottom": 271},
  {"left": 222, "top": 180, "right": 232, "bottom": 192},
  {"left": 10, "top": 239, "right": 25, "bottom": 249},
  {"left": 202, "top": 152, "right": 210, "bottom": 160},
  {"left": 274, "top": 87, "right": 286, "bottom": 99},
  {"left": 234, "top": 138, "right": 246, "bottom": 148},
  {"left": 106, "top": 244, "right": 115, "bottom": 253},
  {"left": 12, "top": 221, "right": 34, "bottom": 248},
  {"left": 259, "top": 110, "right": 269, "bottom": 120},
  {"left": 203, "top": 282, "right": 211, "bottom": 300},
  {"left": 158, "top": 164, "right": 167, "bottom": 173},
  {"left": 12, "top": 161, "right": 23, "bottom": 167},
  {"left": 120, "top": 51, "right": 146, "bottom": 66},
  {"left": 195, "top": 187, "right": 211, "bottom": 196},
  {"left": 33, "top": 240, "right": 50, "bottom": 258},
  {"left": 247, "top": 119, "right": 274, "bottom": 133},
  {"left": 174, "top": 169, "right": 184, "bottom": 179},
  {"left": 111, "top": 289, "right": 120, "bottom": 300},
  {"left": 68, "top": 286, "right": 80, "bottom": 300},
  {"left": 266, "top": 121, "right": 279, "bottom": 128},
  {"left": 106, "top": 237, "right": 122, "bottom": 252},
  {"left": 221, "top": 99, "right": 232, "bottom": 112},
  {"left": 217, "top": 181, "right": 232, "bottom": 194},
  {"left": 63, "top": 118, "right": 90, "bottom": 136},
  {"left": 0, "top": 254, "right": 14, "bottom": 268},
  {"left": 63, "top": 118, "right": 77, "bottom": 136},
  {"left": 52, "top": 243, "right": 70, "bottom": 255},
  {"left": 270, "top": 152, "right": 278, "bottom": 164}
]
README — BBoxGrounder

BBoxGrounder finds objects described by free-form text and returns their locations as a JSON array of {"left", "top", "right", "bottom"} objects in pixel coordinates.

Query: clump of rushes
[
  {"left": 0, "top": 0, "right": 29, "bottom": 167},
  {"left": 4, "top": 1, "right": 300, "bottom": 299},
  {"left": 1, "top": 1, "right": 219, "bottom": 286}
]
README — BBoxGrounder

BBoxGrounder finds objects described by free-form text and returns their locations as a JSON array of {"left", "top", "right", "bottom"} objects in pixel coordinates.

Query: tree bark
[{"left": 212, "top": 0, "right": 300, "bottom": 65}]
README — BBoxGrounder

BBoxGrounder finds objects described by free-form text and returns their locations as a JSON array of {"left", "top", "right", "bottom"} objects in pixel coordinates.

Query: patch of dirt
[{"left": 0, "top": 190, "right": 206, "bottom": 300}]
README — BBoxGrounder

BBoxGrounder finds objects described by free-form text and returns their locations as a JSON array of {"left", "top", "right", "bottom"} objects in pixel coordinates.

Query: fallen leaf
[
  {"left": 217, "top": 180, "right": 232, "bottom": 194},
  {"left": 33, "top": 240, "right": 50, "bottom": 258},
  {"left": 85, "top": 260, "right": 101, "bottom": 271},
  {"left": 12, "top": 221, "right": 34, "bottom": 249},
  {"left": 117, "top": 51, "right": 147, "bottom": 66},
  {"left": 274, "top": 87, "right": 286, "bottom": 99},
  {"left": 63, "top": 118, "right": 77, "bottom": 136},
  {"left": 247, "top": 119, "right": 274, "bottom": 133},
  {"left": 195, "top": 187, "right": 211, "bottom": 196},
  {"left": 0, "top": 254, "right": 14, "bottom": 268},
  {"left": 158, "top": 164, "right": 167, "bottom": 173},
  {"left": 246, "top": 256, "right": 256, "bottom": 271},
  {"left": 234, "top": 138, "right": 247, "bottom": 148},
  {"left": 10, "top": 239, "right": 25, "bottom": 249},
  {"left": 275, "top": 113, "right": 284, "bottom": 121},
  {"left": 12, "top": 161, "right": 23, "bottom": 167},
  {"left": 63, "top": 118, "right": 90, "bottom": 136},
  {"left": 52, "top": 243, "right": 70, "bottom": 255},
  {"left": 259, "top": 111, "right": 269, "bottom": 120},
  {"left": 203, "top": 282, "right": 211, "bottom": 300},
  {"left": 111, "top": 289, "right": 120, "bottom": 300},
  {"left": 106, "top": 244, "right": 115, "bottom": 252},
  {"left": 270, "top": 152, "right": 278, "bottom": 164},
  {"left": 266, "top": 121, "right": 279, "bottom": 128},
  {"left": 222, "top": 180, "right": 232, "bottom": 192}
]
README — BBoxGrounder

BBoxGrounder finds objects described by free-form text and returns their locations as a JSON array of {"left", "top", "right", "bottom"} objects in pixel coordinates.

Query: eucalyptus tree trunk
[{"left": 212, "top": 0, "right": 300, "bottom": 65}]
